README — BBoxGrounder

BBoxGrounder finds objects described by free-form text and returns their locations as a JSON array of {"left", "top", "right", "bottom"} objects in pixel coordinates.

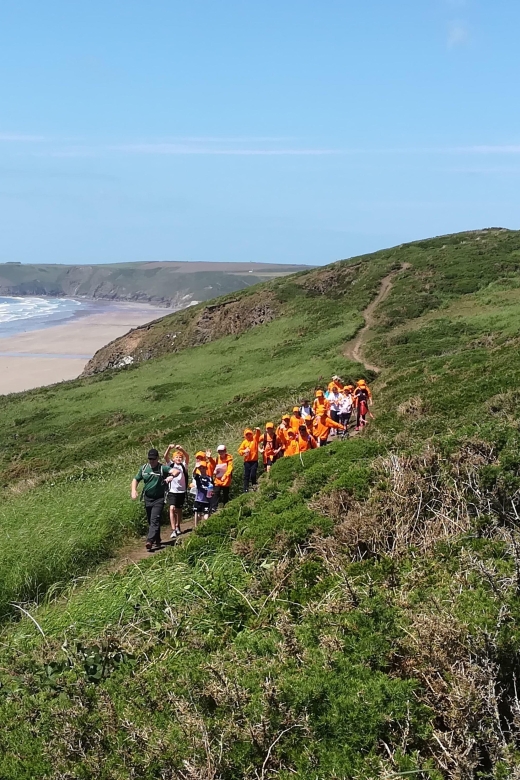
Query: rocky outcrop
[{"left": 81, "top": 291, "right": 279, "bottom": 376}]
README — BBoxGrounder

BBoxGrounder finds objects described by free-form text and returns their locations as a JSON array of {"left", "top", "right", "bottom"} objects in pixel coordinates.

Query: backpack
[{"left": 140, "top": 462, "right": 166, "bottom": 500}]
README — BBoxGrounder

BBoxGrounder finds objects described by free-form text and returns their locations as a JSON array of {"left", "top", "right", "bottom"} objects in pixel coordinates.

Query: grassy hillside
[
  {"left": 1, "top": 228, "right": 520, "bottom": 778},
  {"left": 0, "top": 260, "right": 310, "bottom": 308}
]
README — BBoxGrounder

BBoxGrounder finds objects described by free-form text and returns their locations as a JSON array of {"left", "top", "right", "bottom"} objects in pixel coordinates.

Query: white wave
[{"left": 0, "top": 296, "right": 81, "bottom": 324}]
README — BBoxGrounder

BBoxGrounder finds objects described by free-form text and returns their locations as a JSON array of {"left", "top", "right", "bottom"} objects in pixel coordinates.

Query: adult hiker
[
  {"left": 312, "top": 389, "right": 330, "bottom": 416},
  {"left": 312, "top": 411, "right": 345, "bottom": 447},
  {"left": 163, "top": 443, "right": 190, "bottom": 539},
  {"left": 238, "top": 427, "right": 262, "bottom": 492},
  {"left": 210, "top": 444, "right": 234, "bottom": 512},
  {"left": 297, "top": 424, "right": 318, "bottom": 452},
  {"left": 354, "top": 380, "right": 372, "bottom": 431},
  {"left": 131, "top": 448, "right": 171, "bottom": 552},
  {"left": 338, "top": 386, "right": 354, "bottom": 434},
  {"left": 328, "top": 375, "right": 344, "bottom": 393},
  {"left": 290, "top": 406, "right": 303, "bottom": 431},
  {"left": 192, "top": 451, "right": 214, "bottom": 526},
  {"left": 260, "top": 423, "right": 280, "bottom": 472}
]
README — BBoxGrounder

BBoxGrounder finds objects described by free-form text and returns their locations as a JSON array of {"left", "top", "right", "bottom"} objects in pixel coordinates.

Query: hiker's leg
[
  {"left": 221, "top": 486, "right": 230, "bottom": 505},
  {"left": 145, "top": 501, "right": 155, "bottom": 544},
  {"left": 169, "top": 503, "right": 176, "bottom": 531},
  {"left": 243, "top": 461, "right": 252, "bottom": 493},
  {"left": 149, "top": 498, "right": 164, "bottom": 544},
  {"left": 210, "top": 485, "right": 221, "bottom": 513},
  {"left": 250, "top": 460, "right": 258, "bottom": 487}
]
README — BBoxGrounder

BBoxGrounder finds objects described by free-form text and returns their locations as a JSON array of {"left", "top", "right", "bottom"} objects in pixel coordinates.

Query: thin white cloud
[
  {"left": 0, "top": 133, "right": 45, "bottom": 142},
  {"left": 458, "top": 146, "right": 520, "bottom": 154},
  {"left": 447, "top": 20, "right": 470, "bottom": 48},
  {"left": 113, "top": 144, "right": 339, "bottom": 156}
]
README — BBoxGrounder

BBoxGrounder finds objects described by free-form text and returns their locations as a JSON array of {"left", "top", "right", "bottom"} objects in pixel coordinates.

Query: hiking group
[{"left": 131, "top": 376, "right": 372, "bottom": 551}]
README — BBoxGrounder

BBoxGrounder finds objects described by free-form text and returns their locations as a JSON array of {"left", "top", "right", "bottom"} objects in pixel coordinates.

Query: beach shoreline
[{"left": 0, "top": 301, "right": 171, "bottom": 395}]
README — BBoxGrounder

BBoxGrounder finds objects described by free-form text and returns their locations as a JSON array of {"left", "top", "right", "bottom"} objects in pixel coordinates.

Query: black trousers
[
  {"left": 329, "top": 409, "right": 339, "bottom": 424},
  {"left": 339, "top": 411, "right": 352, "bottom": 431},
  {"left": 243, "top": 460, "right": 258, "bottom": 492},
  {"left": 210, "top": 484, "right": 230, "bottom": 512},
  {"left": 144, "top": 496, "right": 164, "bottom": 543}
]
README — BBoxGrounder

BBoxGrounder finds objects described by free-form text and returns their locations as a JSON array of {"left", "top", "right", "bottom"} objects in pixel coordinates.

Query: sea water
[{"left": 0, "top": 296, "right": 83, "bottom": 338}]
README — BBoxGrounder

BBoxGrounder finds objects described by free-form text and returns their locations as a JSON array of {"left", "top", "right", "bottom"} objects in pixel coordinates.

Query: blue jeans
[{"left": 243, "top": 460, "right": 258, "bottom": 492}]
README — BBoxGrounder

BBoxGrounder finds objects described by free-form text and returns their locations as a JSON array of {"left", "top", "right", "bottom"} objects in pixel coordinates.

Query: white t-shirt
[
  {"left": 166, "top": 460, "right": 187, "bottom": 493},
  {"left": 326, "top": 391, "right": 342, "bottom": 412},
  {"left": 339, "top": 393, "right": 353, "bottom": 414}
]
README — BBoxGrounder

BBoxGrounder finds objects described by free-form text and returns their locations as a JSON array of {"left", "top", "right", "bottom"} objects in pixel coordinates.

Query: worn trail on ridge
[{"left": 343, "top": 264, "right": 409, "bottom": 373}]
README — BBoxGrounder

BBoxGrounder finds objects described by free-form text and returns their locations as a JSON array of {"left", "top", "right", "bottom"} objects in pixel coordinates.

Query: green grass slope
[{"left": 1, "top": 228, "right": 520, "bottom": 778}]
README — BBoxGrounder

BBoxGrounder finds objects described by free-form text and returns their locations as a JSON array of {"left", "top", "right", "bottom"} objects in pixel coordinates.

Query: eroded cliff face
[{"left": 81, "top": 291, "right": 279, "bottom": 376}]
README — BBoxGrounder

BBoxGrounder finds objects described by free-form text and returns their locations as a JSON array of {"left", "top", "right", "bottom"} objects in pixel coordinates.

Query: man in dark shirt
[{"left": 131, "top": 448, "right": 170, "bottom": 551}]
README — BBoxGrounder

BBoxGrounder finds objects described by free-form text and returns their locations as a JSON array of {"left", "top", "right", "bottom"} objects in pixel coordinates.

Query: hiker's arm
[
  {"left": 163, "top": 444, "right": 174, "bottom": 462},
  {"left": 131, "top": 478, "right": 139, "bottom": 500}
]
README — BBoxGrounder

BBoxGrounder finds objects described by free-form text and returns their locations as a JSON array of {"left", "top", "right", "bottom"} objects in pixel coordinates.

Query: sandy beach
[{"left": 0, "top": 303, "right": 170, "bottom": 395}]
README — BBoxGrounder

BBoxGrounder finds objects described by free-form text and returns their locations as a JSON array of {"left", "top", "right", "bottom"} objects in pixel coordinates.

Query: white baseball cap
[{"left": 217, "top": 444, "right": 226, "bottom": 451}]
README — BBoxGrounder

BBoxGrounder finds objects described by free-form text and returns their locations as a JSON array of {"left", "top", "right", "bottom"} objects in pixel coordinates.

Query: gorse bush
[{"left": 2, "top": 229, "right": 520, "bottom": 777}]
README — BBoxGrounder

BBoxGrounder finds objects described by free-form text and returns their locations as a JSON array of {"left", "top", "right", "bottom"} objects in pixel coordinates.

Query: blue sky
[{"left": 1, "top": 0, "right": 519, "bottom": 266}]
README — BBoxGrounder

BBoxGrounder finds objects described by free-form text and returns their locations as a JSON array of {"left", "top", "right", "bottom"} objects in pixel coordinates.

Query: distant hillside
[{"left": 0, "top": 259, "right": 311, "bottom": 307}]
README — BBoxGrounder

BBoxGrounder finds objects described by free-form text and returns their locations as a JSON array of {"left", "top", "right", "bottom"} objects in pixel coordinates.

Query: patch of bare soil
[{"left": 343, "top": 264, "right": 410, "bottom": 373}]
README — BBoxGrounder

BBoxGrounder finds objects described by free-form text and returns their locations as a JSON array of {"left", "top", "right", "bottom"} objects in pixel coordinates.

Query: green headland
[{"left": 1, "top": 228, "right": 520, "bottom": 778}]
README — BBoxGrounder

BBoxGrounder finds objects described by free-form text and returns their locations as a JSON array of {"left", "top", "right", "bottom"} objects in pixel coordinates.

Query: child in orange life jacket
[
  {"left": 290, "top": 406, "right": 303, "bottom": 431},
  {"left": 276, "top": 415, "right": 292, "bottom": 454},
  {"left": 238, "top": 427, "right": 262, "bottom": 492},
  {"left": 283, "top": 429, "right": 300, "bottom": 457},
  {"left": 297, "top": 424, "right": 318, "bottom": 452},
  {"left": 312, "top": 411, "right": 345, "bottom": 447},
  {"left": 260, "top": 422, "right": 281, "bottom": 472},
  {"left": 312, "top": 390, "right": 330, "bottom": 416},
  {"left": 304, "top": 414, "right": 314, "bottom": 434},
  {"left": 209, "top": 444, "right": 233, "bottom": 513}
]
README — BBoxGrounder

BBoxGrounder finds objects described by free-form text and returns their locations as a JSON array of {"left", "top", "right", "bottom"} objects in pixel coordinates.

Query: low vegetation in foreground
[{"left": 1, "top": 229, "right": 520, "bottom": 778}]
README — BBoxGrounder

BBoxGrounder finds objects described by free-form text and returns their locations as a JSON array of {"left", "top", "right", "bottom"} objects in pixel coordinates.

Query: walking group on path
[{"left": 131, "top": 376, "right": 373, "bottom": 551}]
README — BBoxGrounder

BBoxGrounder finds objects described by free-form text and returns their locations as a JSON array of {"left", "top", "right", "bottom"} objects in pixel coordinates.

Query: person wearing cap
[
  {"left": 312, "top": 411, "right": 345, "bottom": 447},
  {"left": 283, "top": 428, "right": 300, "bottom": 457},
  {"left": 260, "top": 422, "right": 280, "bottom": 473},
  {"left": 297, "top": 424, "right": 318, "bottom": 452},
  {"left": 163, "top": 443, "right": 190, "bottom": 539},
  {"left": 327, "top": 375, "right": 344, "bottom": 393},
  {"left": 276, "top": 415, "right": 292, "bottom": 456},
  {"left": 131, "top": 448, "right": 171, "bottom": 551},
  {"left": 210, "top": 444, "right": 234, "bottom": 512},
  {"left": 290, "top": 406, "right": 303, "bottom": 432},
  {"left": 353, "top": 380, "right": 372, "bottom": 431},
  {"left": 312, "top": 389, "right": 330, "bottom": 416},
  {"left": 192, "top": 452, "right": 214, "bottom": 526},
  {"left": 238, "top": 427, "right": 262, "bottom": 492}
]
